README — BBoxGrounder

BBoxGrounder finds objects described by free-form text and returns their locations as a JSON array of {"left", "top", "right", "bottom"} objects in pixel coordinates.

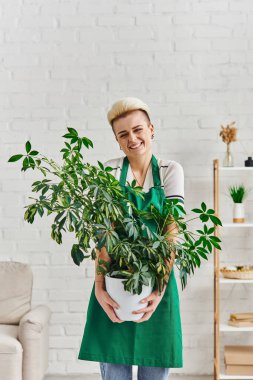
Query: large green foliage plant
[{"left": 8, "top": 128, "right": 222, "bottom": 295}]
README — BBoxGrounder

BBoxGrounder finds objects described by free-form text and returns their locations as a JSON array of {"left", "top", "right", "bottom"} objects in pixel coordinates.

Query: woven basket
[{"left": 220, "top": 266, "right": 253, "bottom": 279}]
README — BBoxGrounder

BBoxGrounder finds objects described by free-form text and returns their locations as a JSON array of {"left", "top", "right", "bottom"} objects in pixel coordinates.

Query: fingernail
[{"left": 141, "top": 300, "right": 146, "bottom": 303}]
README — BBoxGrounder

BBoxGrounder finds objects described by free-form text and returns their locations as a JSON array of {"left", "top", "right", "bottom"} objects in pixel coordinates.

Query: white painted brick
[
  {"left": 49, "top": 290, "right": 85, "bottom": 301},
  {"left": 136, "top": 14, "right": 172, "bottom": 26},
  {"left": 154, "top": 1, "right": 191, "bottom": 12},
  {"left": 117, "top": 26, "right": 154, "bottom": 40},
  {"left": 156, "top": 25, "right": 194, "bottom": 39},
  {"left": 97, "top": 15, "right": 134, "bottom": 27},
  {"left": 59, "top": 15, "right": 95, "bottom": 28},
  {"left": 41, "top": 3, "right": 78, "bottom": 16},
  {"left": 193, "top": 25, "right": 231, "bottom": 38},
  {"left": 42, "top": 29, "right": 77, "bottom": 43},
  {"left": 211, "top": 38, "right": 248, "bottom": 51},
  {"left": 4, "top": 54, "right": 39, "bottom": 66},
  {"left": 65, "top": 325, "right": 83, "bottom": 336},
  {"left": 68, "top": 302, "right": 89, "bottom": 313},
  {"left": 78, "top": 2, "right": 115, "bottom": 14},
  {"left": 50, "top": 313, "right": 84, "bottom": 325},
  {"left": 49, "top": 325, "right": 65, "bottom": 336},
  {"left": 175, "top": 38, "right": 211, "bottom": 51},
  {"left": 10, "top": 93, "right": 46, "bottom": 107},
  {"left": 173, "top": 13, "right": 210, "bottom": 25},
  {"left": 57, "top": 349, "right": 76, "bottom": 361},
  {"left": 211, "top": 13, "right": 247, "bottom": 26},
  {"left": 192, "top": 52, "right": 229, "bottom": 65},
  {"left": 192, "top": 1, "right": 229, "bottom": 12},
  {"left": 230, "top": 0, "right": 253, "bottom": 11},
  {"left": 5, "top": 29, "right": 40, "bottom": 42},
  {"left": 18, "top": 15, "right": 57, "bottom": 28},
  {"left": 10, "top": 119, "right": 48, "bottom": 131},
  {"left": 0, "top": 15, "right": 18, "bottom": 28}
]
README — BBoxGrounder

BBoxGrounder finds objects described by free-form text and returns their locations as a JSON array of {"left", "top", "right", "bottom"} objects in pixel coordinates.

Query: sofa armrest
[
  {"left": 18, "top": 305, "right": 51, "bottom": 380},
  {"left": 18, "top": 305, "right": 51, "bottom": 336}
]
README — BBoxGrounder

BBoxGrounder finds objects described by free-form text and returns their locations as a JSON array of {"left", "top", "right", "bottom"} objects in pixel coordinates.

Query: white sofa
[{"left": 0, "top": 261, "right": 51, "bottom": 380}]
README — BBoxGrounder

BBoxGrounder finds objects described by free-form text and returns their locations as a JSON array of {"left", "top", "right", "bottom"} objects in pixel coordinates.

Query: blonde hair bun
[{"left": 107, "top": 97, "right": 151, "bottom": 126}]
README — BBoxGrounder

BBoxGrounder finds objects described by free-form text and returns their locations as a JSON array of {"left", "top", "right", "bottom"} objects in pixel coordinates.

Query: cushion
[
  {"left": 0, "top": 262, "right": 32, "bottom": 324},
  {"left": 0, "top": 324, "right": 21, "bottom": 354}
]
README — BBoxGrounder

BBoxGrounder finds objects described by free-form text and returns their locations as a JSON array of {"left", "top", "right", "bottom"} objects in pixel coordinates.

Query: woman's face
[{"left": 113, "top": 110, "right": 154, "bottom": 159}]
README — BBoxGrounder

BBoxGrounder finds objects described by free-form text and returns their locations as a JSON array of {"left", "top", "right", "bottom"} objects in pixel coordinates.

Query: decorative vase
[
  {"left": 223, "top": 143, "right": 234, "bottom": 167},
  {"left": 233, "top": 203, "right": 245, "bottom": 223},
  {"left": 105, "top": 275, "right": 152, "bottom": 321}
]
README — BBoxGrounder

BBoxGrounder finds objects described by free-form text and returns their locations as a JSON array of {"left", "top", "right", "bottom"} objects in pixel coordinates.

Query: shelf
[
  {"left": 220, "top": 374, "right": 253, "bottom": 379},
  {"left": 220, "top": 278, "right": 253, "bottom": 283},
  {"left": 222, "top": 223, "right": 253, "bottom": 228},
  {"left": 219, "top": 166, "right": 253, "bottom": 171},
  {"left": 220, "top": 323, "right": 253, "bottom": 332}
]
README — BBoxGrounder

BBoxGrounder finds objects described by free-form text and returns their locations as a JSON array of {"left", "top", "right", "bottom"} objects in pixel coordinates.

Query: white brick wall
[{"left": 1, "top": 0, "right": 253, "bottom": 376}]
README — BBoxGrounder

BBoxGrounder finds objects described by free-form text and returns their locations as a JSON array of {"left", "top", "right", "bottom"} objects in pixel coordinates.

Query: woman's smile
[{"left": 128, "top": 142, "right": 144, "bottom": 151}]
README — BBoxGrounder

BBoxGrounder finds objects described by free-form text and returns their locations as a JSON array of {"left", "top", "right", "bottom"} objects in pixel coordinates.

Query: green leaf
[
  {"left": 201, "top": 202, "right": 207, "bottom": 212},
  {"left": 192, "top": 208, "right": 202, "bottom": 214},
  {"left": 200, "top": 214, "right": 209, "bottom": 222},
  {"left": 97, "top": 161, "right": 104, "bottom": 170},
  {"left": 67, "top": 127, "right": 78, "bottom": 136},
  {"left": 62, "top": 133, "right": 74, "bottom": 139},
  {"left": 8, "top": 154, "right": 23, "bottom": 162},
  {"left": 197, "top": 249, "right": 208, "bottom": 260},
  {"left": 210, "top": 215, "right": 222, "bottom": 226},
  {"left": 71, "top": 244, "right": 85, "bottom": 266},
  {"left": 29, "top": 150, "right": 39, "bottom": 156},
  {"left": 22, "top": 156, "right": 30, "bottom": 171},
  {"left": 82, "top": 137, "right": 93, "bottom": 149},
  {"left": 209, "top": 236, "right": 221, "bottom": 243},
  {"left": 25, "top": 141, "right": 31, "bottom": 153},
  {"left": 152, "top": 241, "right": 160, "bottom": 249}
]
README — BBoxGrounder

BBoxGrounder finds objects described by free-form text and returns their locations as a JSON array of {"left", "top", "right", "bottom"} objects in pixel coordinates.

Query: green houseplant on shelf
[
  {"left": 229, "top": 184, "right": 248, "bottom": 223},
  {"left": 8, "top": 128, "right": 222, "bottom": 320}
]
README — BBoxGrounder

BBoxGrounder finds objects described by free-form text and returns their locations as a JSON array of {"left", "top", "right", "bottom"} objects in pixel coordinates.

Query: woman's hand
[
  {"left": 95, "top": 284, "right": 124, "bottom": 324},
  {"left": 132, "top": 287, "right": 166, "bottom": 323}
]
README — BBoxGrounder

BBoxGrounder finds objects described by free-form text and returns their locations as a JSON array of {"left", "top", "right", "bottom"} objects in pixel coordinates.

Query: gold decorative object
[{"left": 220, "top": 266, "right": 253, "bottom": 279}]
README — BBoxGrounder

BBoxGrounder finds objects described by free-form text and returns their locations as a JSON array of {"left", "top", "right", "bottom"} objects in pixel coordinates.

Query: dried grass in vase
[{"left": 219, "top": 121, "right": 237, "bottom": 167}]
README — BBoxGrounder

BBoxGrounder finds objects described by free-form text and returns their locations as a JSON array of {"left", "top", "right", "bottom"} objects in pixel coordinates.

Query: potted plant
[
  {"left": 8, "top": 127, "right": 222, "bottom": 321},
  {"left": 229, "top": 184, "right": 248, "bottom": 223}
]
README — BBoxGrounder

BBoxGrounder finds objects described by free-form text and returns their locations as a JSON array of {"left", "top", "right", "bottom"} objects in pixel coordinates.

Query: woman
[{"left": 78, "top": 97, "right": 184, "bottom": 380}]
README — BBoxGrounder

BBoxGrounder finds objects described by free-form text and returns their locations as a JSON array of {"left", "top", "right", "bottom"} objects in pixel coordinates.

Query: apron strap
[
  {"left": 119, "top": 154, "right": 161, "bottom": 187},
  {"left": 151, "top": 155, "right": 161, "bottom": 187},
  {"left": 119, "top": 156, "right": 129, "bottom": 186}
]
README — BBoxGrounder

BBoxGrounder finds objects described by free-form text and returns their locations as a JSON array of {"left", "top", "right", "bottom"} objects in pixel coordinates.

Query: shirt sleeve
[{"left": 162, "top": 161, "right": 184, "bottom": 205}]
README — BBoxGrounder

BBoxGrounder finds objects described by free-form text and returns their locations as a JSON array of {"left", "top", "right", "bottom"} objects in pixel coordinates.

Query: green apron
[{"left": 78, "top": 155, "right": 183, "bottom": 368}]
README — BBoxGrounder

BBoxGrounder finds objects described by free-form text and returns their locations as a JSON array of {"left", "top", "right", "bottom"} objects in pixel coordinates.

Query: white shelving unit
[
  {"left": 220, "top": 375, "right": 253, "bottom": 379},
  {"left": 213, "top": 160, "right": 253, "bottom": 380}
]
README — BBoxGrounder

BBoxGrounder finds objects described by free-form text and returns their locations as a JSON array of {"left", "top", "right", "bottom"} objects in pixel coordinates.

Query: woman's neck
[{"left": 127, "top": 151, "right": 153, "bottom": 174}]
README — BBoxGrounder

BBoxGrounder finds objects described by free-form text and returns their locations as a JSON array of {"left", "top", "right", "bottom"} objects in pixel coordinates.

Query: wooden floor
[{"left": 45, "top": 376, "right": 212, "bottom": 380}]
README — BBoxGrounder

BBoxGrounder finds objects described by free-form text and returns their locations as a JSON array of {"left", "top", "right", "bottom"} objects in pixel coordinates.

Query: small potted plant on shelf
[
  {"left": 228, "top": 184, "right": 248, "bottom": 223},
  {"left": 219, "top": 121, "right": 237, "bottom": 167},
  {"left": 8, "top": 128, "right": 222, "bottom": 321}
]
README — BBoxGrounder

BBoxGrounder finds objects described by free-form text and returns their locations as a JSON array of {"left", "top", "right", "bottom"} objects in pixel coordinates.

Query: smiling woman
[{"left": 78, "top": 97, "right": 184, "bottom": 380}]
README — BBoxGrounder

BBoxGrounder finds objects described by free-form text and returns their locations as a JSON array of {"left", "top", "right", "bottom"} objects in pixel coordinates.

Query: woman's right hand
[{"left": 95, "top": 284, "right": 124, "bottom": 323}]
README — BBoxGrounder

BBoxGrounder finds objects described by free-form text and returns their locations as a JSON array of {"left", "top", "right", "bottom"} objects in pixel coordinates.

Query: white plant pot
[
  {"left": 233, "top": 203, "right": 245, "bottom": 223},
  {"left": 105, "top": 275, "right": 152, "bottom": 322}
]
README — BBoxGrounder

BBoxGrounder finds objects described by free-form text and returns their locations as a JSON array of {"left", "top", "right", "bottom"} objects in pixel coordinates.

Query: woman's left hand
[{"left": 132, "top": 287, "right": 166, "bottom": 323}]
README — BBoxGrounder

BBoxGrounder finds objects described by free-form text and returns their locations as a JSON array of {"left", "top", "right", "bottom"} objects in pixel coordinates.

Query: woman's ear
[{"left": 149, "top": 123, "right": 154, "bottom": 135}]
